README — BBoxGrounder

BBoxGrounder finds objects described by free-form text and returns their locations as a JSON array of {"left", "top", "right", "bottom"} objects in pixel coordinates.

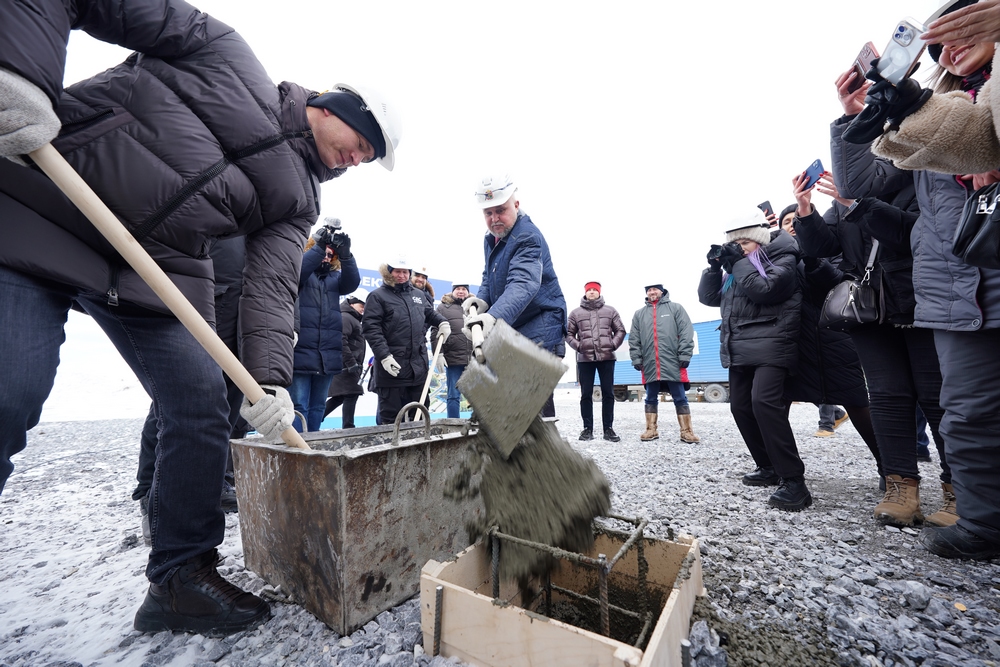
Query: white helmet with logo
[
  {"left": 332, "top": 82, "right": 402, "bottom": 172},
  {"left": 474, "top": 173, "right": 517, "bottom": 209},
  {"left": 387, "top": 255, "right": 411, "bottom": 272}
]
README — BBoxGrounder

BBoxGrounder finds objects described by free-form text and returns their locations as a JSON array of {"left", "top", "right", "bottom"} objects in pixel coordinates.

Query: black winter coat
[
  {"left": 698, "top": 231, "right": 802, "bottom": 370},
  {"left": 363, "top": 266, "right": 446, "bottom": 389},
  {"left": 0, "top": 0, "right": 343, "bottom": 386},
  {"left": 293, "top": 247, "right": 361, "bottom": 375},
  {"left": 328, "top": 300, "right": 365, "bottom": 398},
  {"left": 798, "top": 115, "right": 923, "bottom": 326},
  {"left": 833, "top": 114, "right": 1000, "bottom": 331},
  {"left": 433, "top": 294, "right": 473, "bottom": 368},
  {"left": 784, "top": 256, "right": 870, "bottom": 405}
]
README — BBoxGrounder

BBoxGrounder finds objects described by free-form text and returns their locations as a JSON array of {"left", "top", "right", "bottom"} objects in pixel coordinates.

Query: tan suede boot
[
  {"left": 677, "top": 414, "right": 700, "bottom": 443},
  {"left": 873, "top": 475, "right": 923, "bottom": 526},
  {"left": 640, "top": 406, "right": 659, "bottom": 441},
  {"left": 925, "top": 483, "right": 959, "bottom": 527}
]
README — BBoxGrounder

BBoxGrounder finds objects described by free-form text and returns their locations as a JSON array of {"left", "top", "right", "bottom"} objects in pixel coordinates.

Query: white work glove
[
  {"left": 0, "top": 67, "right": 61, "bottom": 165},
  {"left": 437, "top": 321, "right": 452, "bottom": 343},
  {"left": 463, "top": 313, "right": 496, "bottom": 341},
  {"left": 381, "top": 355, "right": 401, "bottom": 377},
  {"left": 435, "top": 357, "right": 447, "bottom": 373},
  {"left": 239, "top": 384, "right": 294, "bottom": 444},
  {"left": 461, "top": 296, "right": 489, "bottom": 316}
]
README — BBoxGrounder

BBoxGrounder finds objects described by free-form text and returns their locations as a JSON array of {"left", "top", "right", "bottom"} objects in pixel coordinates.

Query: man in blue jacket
[
  {"left": 464, "top": 173, "right": 567, "bottom": 417},
  {"left": 0, "top": 0, "right": 399, "bottom": 636}
]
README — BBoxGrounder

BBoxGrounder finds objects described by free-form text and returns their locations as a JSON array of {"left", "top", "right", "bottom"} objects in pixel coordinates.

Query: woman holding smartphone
[
  {"left": 858, "top": 26, "right": 1000, "bottom": 558},
  {"left": 822, "top": 5, "right": 996, "bottom": 556},
  {"left": 698, "top": 211, "right": 809, "bottom": 512}
]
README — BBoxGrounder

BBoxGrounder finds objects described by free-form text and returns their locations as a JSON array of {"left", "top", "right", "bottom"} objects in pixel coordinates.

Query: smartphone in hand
[
  {"left": 848, "top": 41, "right": 879, "bottom": 93},
  {"left": 757, "top": 201, "right": 774, "bottom": 218},
  {"left": 878, "top": 18, "right": 927, "bottom": 85},
  {"left": 803, "top": 160, "right": 824, "bottom": 190}
]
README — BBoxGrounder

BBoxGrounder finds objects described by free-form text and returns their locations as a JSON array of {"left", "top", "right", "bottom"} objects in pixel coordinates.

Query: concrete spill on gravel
[{"left": 448, "top": 418, "right": 611, "bottom": 586}]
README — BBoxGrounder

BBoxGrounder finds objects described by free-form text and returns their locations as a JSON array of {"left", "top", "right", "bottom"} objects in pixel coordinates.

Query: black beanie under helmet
[{"left": 307, "top": 91, "right": 386, "bottom": 160}]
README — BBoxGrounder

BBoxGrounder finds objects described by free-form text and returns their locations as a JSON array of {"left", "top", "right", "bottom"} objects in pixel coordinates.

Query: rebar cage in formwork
[{"left": 483, "top": 513, "right": 669, "bottom": 650}]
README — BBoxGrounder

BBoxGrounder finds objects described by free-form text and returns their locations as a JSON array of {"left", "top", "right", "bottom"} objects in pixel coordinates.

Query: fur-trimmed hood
[
  {"left": 411, "top": 275, "right": 435, "bottom": 299},
  {"left": 440, "top": 292, "right": 467, "bottom": 306}
]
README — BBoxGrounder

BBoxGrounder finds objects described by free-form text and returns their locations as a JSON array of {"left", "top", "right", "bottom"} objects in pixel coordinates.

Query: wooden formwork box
[{"left": 420, "top": 533, "right": 704, "bottom": 667}]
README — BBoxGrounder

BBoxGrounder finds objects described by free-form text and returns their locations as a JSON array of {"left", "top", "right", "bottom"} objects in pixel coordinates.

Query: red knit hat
[{"left": 584, "top": 281, "right": 601, "bottom": 294}]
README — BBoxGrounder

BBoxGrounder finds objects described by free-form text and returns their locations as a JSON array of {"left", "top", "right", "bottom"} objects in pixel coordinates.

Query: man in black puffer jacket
[{"left": 0, "top": 0, "right": 400, "bottom": 636}]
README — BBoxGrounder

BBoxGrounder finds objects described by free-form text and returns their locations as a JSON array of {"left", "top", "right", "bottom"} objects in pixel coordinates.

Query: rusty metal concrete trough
[{"left": 231, "top": 416, "right": 485, "bottom": 635}]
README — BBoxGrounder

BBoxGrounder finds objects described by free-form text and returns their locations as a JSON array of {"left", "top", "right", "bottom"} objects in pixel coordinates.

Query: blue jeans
[
  {"left": 0, "top": 267, "right": 231, "bottom": 584},
  {"left": 289, "top": 372, "right": 336, "bottom": 432},
  {"left": 445, "top": 364, "right": 466, "bottom": 418},
  {"left": 644, "top": 380, "right": 689, "bottom": 412}
]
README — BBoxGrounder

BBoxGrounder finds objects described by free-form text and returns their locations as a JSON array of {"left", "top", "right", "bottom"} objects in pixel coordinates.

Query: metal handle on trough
[
  {"left": 392, "top": 402, "right": 431, "bottom": 446},
  {"left": 294, "top": 410, "right": 307, "bottom": 434}
]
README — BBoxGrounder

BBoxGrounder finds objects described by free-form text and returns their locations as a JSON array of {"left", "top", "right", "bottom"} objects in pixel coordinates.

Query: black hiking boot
[
  {"left": 768, "top": 477, "right": 813, "bottom": 512},
  {"left": 579, "top": 428, "right": 593, "bottom": 441},
  {"left": 134, "top": 549, "right": 270, "bottom": 636},
  {"left": 221, "top": 481, "right": 238, "bottom": 514},
  {"left": 603, "top": 428, "right": 621, "bottom": 442},
  {"left": 742, "top": 467, "right": 780, "bottom": 487},
  {"left": 919, "top": 524, "right": 1000, "bottom": 560}
]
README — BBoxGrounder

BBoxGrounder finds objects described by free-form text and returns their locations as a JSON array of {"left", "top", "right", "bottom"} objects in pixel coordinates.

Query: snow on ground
[{"left": 4, "top": 391, "right": 1000, "bottom": 666}]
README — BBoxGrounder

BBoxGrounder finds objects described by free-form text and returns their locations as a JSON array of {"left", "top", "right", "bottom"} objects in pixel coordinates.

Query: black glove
[
  {"left": 719, "top": 242, "right": 744, "bottom": 274},
  {"left": 707, "top": 244, "right": 724, "bottom": 271},
  {"left": 331, "top": 231, "right": 352, "bottom": 260},
  {"left": 679, "top": 360, "right": 689, "bottom": 369},
  {"left": 843, "top": 59, "right": 931, "bottom": 145},
  {"left": 633, "top": 364, "right": 642, "bottom": 372},
  {"left": 312, "top": 225, "right": 336, "bottom": 248}
]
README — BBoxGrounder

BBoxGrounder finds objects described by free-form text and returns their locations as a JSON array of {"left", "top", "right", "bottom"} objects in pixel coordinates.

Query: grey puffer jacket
[
  {"left": 627, "top": 292, "right": 693, "bottom": 383},
  {"left": 835, "top": 114, "right": 1000, "bottom": 330},
  {"left": 698, "top": 230, "right": 802, "bottom": 370},
  {"left": 433, "top": 293, "right": 473, "bottom": 368},
  {"left": 0, "top": 0, "right": 343, "bottom": 386},
  {"left": 567, "top": 297, "right": 626, "bottom": 363}
]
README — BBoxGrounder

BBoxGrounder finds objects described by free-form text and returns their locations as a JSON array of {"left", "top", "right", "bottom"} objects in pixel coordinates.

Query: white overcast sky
[{"left": 63, "top": 0, "right": 942, "bottom": 323}]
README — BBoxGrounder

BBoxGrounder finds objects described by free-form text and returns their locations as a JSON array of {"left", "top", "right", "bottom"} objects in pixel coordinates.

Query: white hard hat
[
  {"left": 387, "top": 255, "right": 411, "bottom": 271},
  {"left": 474, "top": 173, "right": 517, "bottom": 208},
  {"left": 332, "top": 82, "right": 401, "bottom": 172}
]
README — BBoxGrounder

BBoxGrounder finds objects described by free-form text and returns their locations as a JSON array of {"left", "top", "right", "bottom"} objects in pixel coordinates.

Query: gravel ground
[{"left": 2, "top": 389, "right": 1000, "bottom": 666}]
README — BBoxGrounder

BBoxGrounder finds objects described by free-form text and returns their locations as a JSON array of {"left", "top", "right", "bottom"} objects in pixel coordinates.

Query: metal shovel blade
[{"left": 456, "top": 319, "right": 567, "bottom": 459}]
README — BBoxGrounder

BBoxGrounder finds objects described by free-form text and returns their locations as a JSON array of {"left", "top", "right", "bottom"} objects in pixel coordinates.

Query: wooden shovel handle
[
  {"left": 29, "top": 144, "right": 309, "bottom": 450},
  {"left": 465, "top": 303, "right": 486, "bottom": 364}
]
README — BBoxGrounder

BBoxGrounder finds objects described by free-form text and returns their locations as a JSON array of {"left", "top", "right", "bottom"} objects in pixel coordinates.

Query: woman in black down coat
[{"left": 699, "top": 211, "right": 810, "bottom": 511}]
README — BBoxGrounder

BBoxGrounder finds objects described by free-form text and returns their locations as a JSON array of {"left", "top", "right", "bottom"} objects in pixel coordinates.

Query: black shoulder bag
[
  {"left": 818, "top": 240, "right": 880, "bottom": 331},
  {"left": 953, "top": 182, "right": 1000, "bottom": 269}
]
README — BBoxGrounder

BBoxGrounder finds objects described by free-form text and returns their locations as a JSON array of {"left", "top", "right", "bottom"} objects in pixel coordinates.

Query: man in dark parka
[{"left": 364, "top": 260, "right": 450, "bottom": 425}]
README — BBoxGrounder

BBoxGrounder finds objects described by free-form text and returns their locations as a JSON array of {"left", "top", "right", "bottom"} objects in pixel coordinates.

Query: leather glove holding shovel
[{"left": 23, "top": 142, "right": 309, "bottom": 450}]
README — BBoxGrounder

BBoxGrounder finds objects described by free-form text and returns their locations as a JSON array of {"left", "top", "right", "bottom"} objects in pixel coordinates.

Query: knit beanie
[
  {"left": 725, "top": 208, "right": 772, "bottom": 246},
  {"left": 584, "top": 281, "right": 601, "bottom": 294},
  {"left": 307, "top": 91, "right": 386, "bottom": 159}
]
